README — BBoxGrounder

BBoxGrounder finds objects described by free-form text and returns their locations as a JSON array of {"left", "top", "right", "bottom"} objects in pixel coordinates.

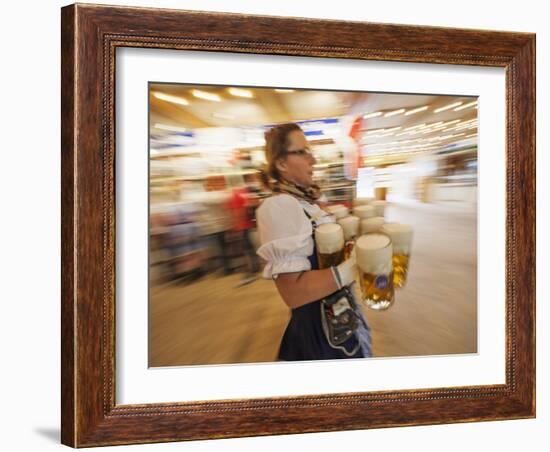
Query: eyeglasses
[{"left": 285, "top": 148, "right": 314, "bottom": 157}]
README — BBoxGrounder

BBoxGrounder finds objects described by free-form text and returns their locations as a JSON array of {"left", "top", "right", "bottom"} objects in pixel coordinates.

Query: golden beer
[
  {"left": 337, "top": 216, "right": 359, "bottom": 259},
  {"left": 353, "top": 205, "right": 375, "bottom": 220},
  {"left": 356, "top": 233, "right": 394, "bottom": 310},
  {"left": 370, "top": 200, "right": 387, "bottom": 217},
  {"left": 315, "top": 223, "right": 345, "bottom": 269},
  {"left": 381, "top": 223, "right": 413, "bottom": 288},
  {"left": 360, "top": 216, "right": 385, "bottom": 234},
  {"left": 392, "top": 254, "right": 410, "bottom": 288}
]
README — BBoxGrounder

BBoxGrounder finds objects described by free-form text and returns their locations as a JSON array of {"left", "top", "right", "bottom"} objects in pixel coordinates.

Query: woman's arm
[
  {"left": 274, "top": 254, "right": 358, "bottom": 309},
  {"left": 256, "top": 195, "right": 356, "bottom": 308},
  {"left": 274, "top": 268, "right": 339, "bottom": 309}
]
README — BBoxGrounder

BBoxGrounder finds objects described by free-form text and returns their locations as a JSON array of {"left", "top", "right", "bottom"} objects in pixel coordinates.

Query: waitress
[{"left": 256, "top": 122, "right": 372, "bottom": 361}]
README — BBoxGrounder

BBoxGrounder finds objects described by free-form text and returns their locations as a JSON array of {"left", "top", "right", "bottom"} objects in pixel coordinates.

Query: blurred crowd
[{"left": 150, "top": 173, "right": 265, "bottom": 287}]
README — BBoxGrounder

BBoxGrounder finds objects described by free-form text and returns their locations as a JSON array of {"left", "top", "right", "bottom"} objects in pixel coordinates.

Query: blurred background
[{"left": 148, "top": 83, "right": 477, "bottom": 366}]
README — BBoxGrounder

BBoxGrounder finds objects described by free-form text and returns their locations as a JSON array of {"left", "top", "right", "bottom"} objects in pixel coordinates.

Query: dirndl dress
[{"left": 276, "top": 212, "right": 373, "bottom": 361}]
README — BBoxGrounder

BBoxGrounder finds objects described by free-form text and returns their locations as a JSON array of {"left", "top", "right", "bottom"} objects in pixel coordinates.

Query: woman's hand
[{"left": 334, "top": 251, "right": 358, "bottom": 288}]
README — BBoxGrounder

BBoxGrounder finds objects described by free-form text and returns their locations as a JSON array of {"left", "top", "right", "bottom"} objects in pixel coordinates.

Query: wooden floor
[{"left": 149, "top": 201, "right": 477, "bottom": 367}]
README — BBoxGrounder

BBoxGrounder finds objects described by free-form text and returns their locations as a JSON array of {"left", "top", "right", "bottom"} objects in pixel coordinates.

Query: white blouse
[{"left": 255, "top": 193, "right": 336, "bottom": 280}]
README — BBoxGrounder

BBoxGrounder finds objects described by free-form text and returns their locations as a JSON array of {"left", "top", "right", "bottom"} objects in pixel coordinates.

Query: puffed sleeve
[{"left": 255, "top": 194, "right": 314, "bottom": 279}]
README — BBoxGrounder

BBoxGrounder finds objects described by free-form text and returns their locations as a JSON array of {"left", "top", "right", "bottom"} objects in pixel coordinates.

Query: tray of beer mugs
[{"left": 319, "top": 201, "right": 413, "bottom": 311}]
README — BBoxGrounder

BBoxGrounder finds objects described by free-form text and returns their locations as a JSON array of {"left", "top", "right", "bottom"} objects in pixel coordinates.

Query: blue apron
[{"left": 277, "top": 211, "right": 372, "bottom": 361}]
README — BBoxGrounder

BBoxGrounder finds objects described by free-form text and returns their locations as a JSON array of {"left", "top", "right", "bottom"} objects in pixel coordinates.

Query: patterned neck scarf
[{"left": 271, "top": 177, "right": 322, "bottom": 204}]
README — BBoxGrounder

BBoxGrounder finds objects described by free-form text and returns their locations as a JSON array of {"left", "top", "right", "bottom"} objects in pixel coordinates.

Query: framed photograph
[{"left": 61, "top": 3, "right": 535, "bottom": 447}]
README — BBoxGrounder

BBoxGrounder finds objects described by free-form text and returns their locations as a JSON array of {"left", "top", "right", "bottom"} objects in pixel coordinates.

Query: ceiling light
[
  {"left": 365, "top": 129, "right": 385, "bottom": 135},
  {"left": 227, "top": 87, "right": 253, "bottom": 98},
  {"left": 434, "top": 101, "right": 463, "bottom": 113},
  {"left": 440, "top": 133, "right": 465, "bottom": 140},
  {"left": 453, "top": 100, "right": 478, "bottom": 111},
  {"left": 432, "top": 119, "right": 461, "bottom": 131},
  {"left": 384, "top": 108, "right": 406, "bottom": 117},
  {"left": 405, "top": 106, "right": 429, "bottom": 116},
  {"left": 419, "top": 121, "right": 443, "bottom": 129},
  {"left": 454, "top": 122, "right": 477, "bottom": 129},
  {"left": 404, "top": 123, "right": 426, "bottom": 131},
  {"left": 153, "top": 123, "right": 188, "bottom": 133},
  {"left": 455, "top": 123, "right": 478, "bottom": 131},
  {"left": 212, "top": 112, "right": 235, "bottom": 120},
  {"left": 191, "top": 89, "right": 221, "bottom": 102},
  {"left": 363, "top": 111, "right": 383, "bottom": 119},
  {"left": 152, "top": 92, "right": 189, "bottom": 106},
  {"left": 274, "top": 89, "right": 294, "bottom": 93}
]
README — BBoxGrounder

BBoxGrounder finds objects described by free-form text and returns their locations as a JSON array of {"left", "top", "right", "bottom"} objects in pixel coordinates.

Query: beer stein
[
  {"left": 370, "top": 200, "right": 387, "bottom": 217},
  {"left": 337, "top": 215, "right": 359, "bottom": 259},
  {"left": 360, "top": 216, "right": 385, "bottom": 234},
  {"left": 315, "top": 223, "right": 345, "bottom": 269},
  {"left": 327, "top": 204, "right": 349, "bottom": 219},
  {"left": 356, "top": 233, "right": 395, "bottom": 310},
  {"left": 353, "top": 204, "right": 375, "bottom": 220},
  {"left": 381, "top": 223, "right": 413, "bottom": 288}
]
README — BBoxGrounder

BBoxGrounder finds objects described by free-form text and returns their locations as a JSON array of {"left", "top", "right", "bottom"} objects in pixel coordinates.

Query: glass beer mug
[
  {"left": 355, "top": 233, "right": 395, "bottom": 310},
  {"left": 380, "top": 223, "right": 413, "bottom": 288},
  {"left": 353, "top": 204, "right": 375, "bottom": 220},
  {"left": 360, "top": 216, "right": 385, "bottom": 235},
  {"left": 370, "top": 200, "right": 387, "bottom": 217},
  {"left": 337, "top": 215, "right": 359, "bottom": 260},
  {"left": 328, "top": 204, "right": 349, "bottom": 220},
  {"left": 314, "top": 223, "right": 345, "bottom": 269}
]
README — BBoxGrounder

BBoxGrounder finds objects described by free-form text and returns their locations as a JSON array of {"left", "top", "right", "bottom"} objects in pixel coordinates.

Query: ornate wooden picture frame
[{"left": 61, "top": 3, "right": 535, "bottom": 447}]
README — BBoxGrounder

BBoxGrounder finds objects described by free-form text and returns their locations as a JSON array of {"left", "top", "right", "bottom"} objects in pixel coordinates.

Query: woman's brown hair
[{"left": 260, "top": 122, "right": 303, "bottom": 189}]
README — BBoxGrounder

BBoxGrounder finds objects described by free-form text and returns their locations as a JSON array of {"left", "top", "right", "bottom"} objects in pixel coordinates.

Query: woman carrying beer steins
[{"left": 255, "top": 122, "right": 372, "bottom": 361}]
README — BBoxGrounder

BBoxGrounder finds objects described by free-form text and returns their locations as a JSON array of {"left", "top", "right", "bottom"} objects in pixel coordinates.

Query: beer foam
[
  {"left": 381, "top": 223, "right": 413, "bottom": 255},
  {"left": 330, "top": 205, "right": 349, "bottom": 219},
  {"left": 353, "top": 205, "right": 375, "bottom": 219},
  {"left": 337, "top": 215, "right": 359, "bottom": 240},
  {"left": 356, "top": 233, "right": 393, "bottom": 274},
  {"left": 360, "top": 216, "right": 385, "bottom": 234},
  {"left": 370, "top": 200, "right": 387, "bottom": 217},
  {"left": 314, "top": 223, "right": 344, "bottom": 254},
  {"left": 353, "top": 197, "right": 373, "bottom": 207}
]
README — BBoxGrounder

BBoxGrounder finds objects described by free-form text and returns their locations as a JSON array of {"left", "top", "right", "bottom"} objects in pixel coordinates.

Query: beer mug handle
[{"left": 349, "top": 243, "right": 357, "bottom": 260}]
